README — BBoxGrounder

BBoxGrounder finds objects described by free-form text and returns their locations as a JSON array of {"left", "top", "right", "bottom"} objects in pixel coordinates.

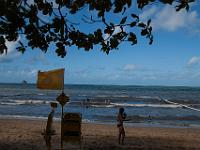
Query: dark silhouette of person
[
  {"left": 117, "top": 107, "right": 127, "bottom": 145},
  {"left": 44, "top": 102, "right": 57, "bottom": 148}
]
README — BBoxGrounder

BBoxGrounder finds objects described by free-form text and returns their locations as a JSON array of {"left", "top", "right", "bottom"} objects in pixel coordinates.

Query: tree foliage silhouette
[{"left": 0, "top": 0, "right": 195, "bottom": 57}]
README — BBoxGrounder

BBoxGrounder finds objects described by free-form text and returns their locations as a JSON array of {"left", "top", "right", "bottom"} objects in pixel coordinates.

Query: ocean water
[{"left": 0, "top": 83, "right": 200, "bottom": 127}]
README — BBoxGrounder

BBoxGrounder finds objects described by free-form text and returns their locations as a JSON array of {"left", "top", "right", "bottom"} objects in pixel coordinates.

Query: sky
[{"left": 1, "top": 1, "right": 200, "bottom": 86}]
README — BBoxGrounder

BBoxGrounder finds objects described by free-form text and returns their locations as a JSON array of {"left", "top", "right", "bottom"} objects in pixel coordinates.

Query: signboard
[
  {"left": 62, "top": 113, "right": 82, "bottom": 143},
  {"left": 56, "top": 93, "right": 69, "bottom": 106}
]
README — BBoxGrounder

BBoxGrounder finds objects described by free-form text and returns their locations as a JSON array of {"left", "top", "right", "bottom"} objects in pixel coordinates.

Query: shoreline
[
  {"left": 0, "top": 118, "right": 200, "bottom": 149},
  {"left": 1, "top": 115, "right": 200, "bottom": 129}
]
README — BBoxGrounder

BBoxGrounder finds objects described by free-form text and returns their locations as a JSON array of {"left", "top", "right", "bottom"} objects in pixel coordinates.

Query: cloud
[
  {"left": 26, "top": 54, "right": 51, "bottom": 65},
  {"left": 187, "top": 56, "right": 200, "bottom": 66},
  {"left": 18, "top": 68, "right": 38, "bottom": 76},
  {"left": 0, "top": 38, "right": 21, "bottom": 63},
  {"left": 140, "top": 5, "right": 200, "bottom": 32},
  {"left": 64, "top": 64, "right": 200, "bottom": 85},
  {"left": 4, "top": 68, "right": 37, "bottom": 77},
  {"left": 122, "top": 64, "right": 137, "bottom": 71},
  {"left": 140, "top": 6, "right": 157, "bottom": 21},
  {"left": 0, "top": 67, "right": 38, "bottom": 83}
]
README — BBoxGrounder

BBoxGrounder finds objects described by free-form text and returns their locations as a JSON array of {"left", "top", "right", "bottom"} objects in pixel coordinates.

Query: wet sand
[{"left": 0, "top": 118, "right": 200, "bottom": 150}]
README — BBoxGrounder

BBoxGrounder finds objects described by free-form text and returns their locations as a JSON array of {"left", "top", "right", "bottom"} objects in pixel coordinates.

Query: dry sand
[{"left": 0, "top": 118, "right": 200, "bottom": 150}]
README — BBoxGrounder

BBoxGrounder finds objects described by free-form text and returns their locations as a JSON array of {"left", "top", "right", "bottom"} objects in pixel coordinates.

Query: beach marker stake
[{"left": 56, "top": 92, "right": 70, "bottom": 149}]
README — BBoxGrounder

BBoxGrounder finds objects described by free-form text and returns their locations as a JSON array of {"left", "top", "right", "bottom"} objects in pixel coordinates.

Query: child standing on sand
[{"left": 117, "top": 107, "right": 127, "bottom": 145}]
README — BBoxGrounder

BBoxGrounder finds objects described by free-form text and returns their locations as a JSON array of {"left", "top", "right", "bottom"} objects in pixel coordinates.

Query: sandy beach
[{"left": 0, "top": 118, "right": 200, "bottom": 150}]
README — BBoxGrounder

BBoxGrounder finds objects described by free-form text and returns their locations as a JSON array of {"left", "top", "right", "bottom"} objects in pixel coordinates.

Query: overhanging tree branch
[{"left": 0, "top": 0, "right": 195, "bottom": 57}]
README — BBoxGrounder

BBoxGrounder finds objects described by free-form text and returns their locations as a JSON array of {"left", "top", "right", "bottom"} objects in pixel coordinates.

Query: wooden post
[
  {"left": 61, "top": 72, "right": 64, "bottom": 149},
  {"left": 61, "top": 105, "right": 64, "bottom": 149},
  {"left": 56, "top": 91, "right": 69, "bottom": 149}
]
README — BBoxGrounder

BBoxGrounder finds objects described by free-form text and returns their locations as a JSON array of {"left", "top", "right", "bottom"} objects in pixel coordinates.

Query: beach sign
[
  {"left": 56, "top": 92, "right": 69, "bottom": 106},
  {"left": 62, "top": 113, "right": 82, "bottom": 143}
]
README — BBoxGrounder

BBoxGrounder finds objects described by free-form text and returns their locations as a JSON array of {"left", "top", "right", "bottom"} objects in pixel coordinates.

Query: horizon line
[{"left": 0, "top": 82, "right": 199, "bottom": 88}]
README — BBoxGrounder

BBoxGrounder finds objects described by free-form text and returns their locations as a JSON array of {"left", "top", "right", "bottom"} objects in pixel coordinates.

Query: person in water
[{"left": 117, "top": 107, "right": 127, "bottom": 145}]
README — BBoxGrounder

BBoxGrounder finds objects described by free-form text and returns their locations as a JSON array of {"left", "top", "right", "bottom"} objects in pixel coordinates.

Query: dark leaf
[
  {"left": 147, "top": 19, "right": 151, "bottom": 26},
  {"left": 110, "top": 23, "right": 115, "bottom": 27},
  {"left": 137, "top": 0, "right": 155, "bottom": 9},
  {"left": 122, "top": 7, "right": 126, "bottom": 15},
  {"left": 126, "top": 0, "right": 132, "bottom": 7},
  {"left": 17, "top": 46, "right": 26, "bottom": 53},
  {"left": 141, "top": 29, "right": 148, "bottom": 36},
  {"left": 106, "top": 50, "right": 109, "bottom": 55},
  {"left": 131, "top": 14, "right": 139, "bottom": 20},
  {"left": 98, "top": 11, "right": 104, "bottom": 17},
  {"left": 104, "top": 27, "right": 113, "bottom": 34},
  {"left": 128, "top": 32, "right": 137, "bottom": 45},
  {"left": 186, "top": 4, "right": 189, "bottom": 11},
  {"left": 120, "top": 16, "right": 127, "bottom": 24},
  {"left": 138, "top": 23, "right": 146, "bottom": 28},
  {"left": 159, "top": 0, "right": 173, "bottom": 4},
  {"left": 130, "top": 22, "right": 137, "bottom": 27},
  {"left": 110, "top": 37, "right": 119, "bottom": 49},
  {"left": 55, "top": 0, "right": 62, "bottom": 4},
  {"left": 149, "top": 26, "right": 152, "bottom": 32},
  {"left": 149, "top": 36, "right": 153, "bottom": 45}
]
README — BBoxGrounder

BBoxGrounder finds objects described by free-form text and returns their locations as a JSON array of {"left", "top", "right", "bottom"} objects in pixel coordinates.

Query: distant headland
[{"left": 22, "top": 80, "right": 28, "bottom": 84}]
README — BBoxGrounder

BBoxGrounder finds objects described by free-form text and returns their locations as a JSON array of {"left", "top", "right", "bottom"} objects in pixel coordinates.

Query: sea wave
[
  {"left": 1, "top": 96, "right": 200, "bottom": 112},
  {"left": 136, "top": 96, "right": 160, "bottom": 99},
  {"left": 0, "top": 100, "right": 49, "bottom": 105},
  {"left": 90, "top": 104, "right": 115, "bottom": 108},
  {"left": 110, "top": 102, "right": 182, "bottom": 108},
  {"left": 37, "top": 93, "right": 45, "bottom": 96},
  {"left": 95, "top": 95, "right": 109, "bottom": 98},
  {"left": 0, "top": 114, "right": 48, "bottom": 120},
  {"left": 112, "top": 95, "right": 130, "bottom": 98},
  {"left": 161, "top": 98, "right": 200, "bottom": 112},
  {"left": 68, "top": 101, "right": 182, "bottom": 108}
]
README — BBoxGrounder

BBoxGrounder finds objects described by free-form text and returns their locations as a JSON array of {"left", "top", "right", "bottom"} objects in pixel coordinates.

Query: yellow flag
[{"left": 37, "top": 68, "right": 64, "bottom": 90}]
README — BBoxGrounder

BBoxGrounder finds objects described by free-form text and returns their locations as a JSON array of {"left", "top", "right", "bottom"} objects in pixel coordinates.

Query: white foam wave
[
  {"left": 37, "top": 93, "right": 45, "bottom": 96},
  {"left": 0, "top": 115, "right": 47, "bottom": 120},
  {"left": 0, "top": 114, "right": 61, "bottom": 120},
  {"left": 96, "top": 95, "right": 108, "bottom": 98},
  {"left": 0, "top": 102, "right": 18, "bottom": 105},
  {"left": 95, "top": 94, "right": 129, "bottom": 98},
  {"left": 110, "top": 102, "right": 181, "bottom": 108},
  {"left": 88, "top": 102, "right": 181, "bottom": 108},
  {"left": 137, "top": 96, "right": 160, "bottom": 99},
  {"left": 112, "top": 95, "right": 129, "bottom": 98},
  {"left": 82, "top": 119, "right": 95, "bottom": 123},
  {"left": 90, "top": 105, "right": 114, "bottom": 108},
  {"left": 0, "top": 100, "right": 49, "bottom": 105},
  {"left": 162, "top": 98, "right": 200, "bottom": 112}
]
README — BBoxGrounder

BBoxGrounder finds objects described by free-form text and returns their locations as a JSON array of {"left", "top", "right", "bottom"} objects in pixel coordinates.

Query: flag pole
[
  {"left": 61, "top": 105, "right": 64, "bottom": 149},
  {"left": 61, "top": 69, "right": 64, "bottom": 149}
]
